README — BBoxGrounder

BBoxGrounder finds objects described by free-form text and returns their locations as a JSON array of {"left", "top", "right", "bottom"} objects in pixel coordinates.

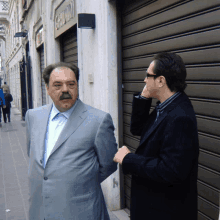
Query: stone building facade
[{"left": 4, "top": 0, "right": 23, "bottom": 109}]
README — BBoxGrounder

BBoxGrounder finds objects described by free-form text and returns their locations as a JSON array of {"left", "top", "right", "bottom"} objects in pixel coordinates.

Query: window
[
  {"left": 2, "top": 1, "right": 9, "bottom": 11},
  {"left": 22, "top": 0, "right": 27, "bottom": 9}
]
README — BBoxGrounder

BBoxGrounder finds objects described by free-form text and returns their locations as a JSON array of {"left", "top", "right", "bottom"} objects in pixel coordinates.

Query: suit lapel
[
  {"left": 49, "top": 100, "right": 88, "bottom": 157},
  {"left": 39, "top": 104, "right": 53, "bottom": 160},
  {"left": 137, "top": 92, "right": 188, "bottom": 152}
]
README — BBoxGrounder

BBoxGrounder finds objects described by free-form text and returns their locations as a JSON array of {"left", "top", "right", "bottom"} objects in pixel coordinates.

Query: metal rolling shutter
[
  {"left": 121, "top": 1, "right": 220, "bottom": 219},
  {"left": 61, "top": 25, "right": 78, "bottom": 66},
  {"left": 39, "top": 44, "right": 46, "bottom": 105}
]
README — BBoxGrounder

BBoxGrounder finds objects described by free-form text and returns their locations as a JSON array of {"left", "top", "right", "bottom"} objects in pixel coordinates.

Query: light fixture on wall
[
  {"left": 78, "top": 13, "right": 95, "bottom": 29},
  {"left": 14, "top": 32, "right": 27, "bottom": 37}
]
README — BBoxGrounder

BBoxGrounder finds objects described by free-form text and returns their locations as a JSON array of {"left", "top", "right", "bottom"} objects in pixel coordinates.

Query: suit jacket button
[
  {"left": 44, "top": 177, "right": 48, "bottom": 180},
  {"left": 40, "top": 160, "right": 43, "bottom": 164}
]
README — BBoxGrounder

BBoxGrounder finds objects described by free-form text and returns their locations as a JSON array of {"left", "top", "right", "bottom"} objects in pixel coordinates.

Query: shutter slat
[{"left": 61, "top": 26, "right": 77, "bottom": 66}]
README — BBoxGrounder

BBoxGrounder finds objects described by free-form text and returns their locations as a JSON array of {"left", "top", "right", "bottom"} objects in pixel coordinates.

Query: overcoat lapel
[
  {"left": 49, "top": 100, "right": 88, "bottom": 157},
  {"left": 138, "top": 111, "right": 168, "bottom": 148},
  {"left": 137, "top": 92, "right": 188, "bottom": 153},
  {"left": 39, "top": 104, "right": 53, "bottom": 160}
]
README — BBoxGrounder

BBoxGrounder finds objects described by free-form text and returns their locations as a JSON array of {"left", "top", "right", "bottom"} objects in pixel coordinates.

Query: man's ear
[{"left": 158, "top": 76, "right": 166, "bottom": 88}]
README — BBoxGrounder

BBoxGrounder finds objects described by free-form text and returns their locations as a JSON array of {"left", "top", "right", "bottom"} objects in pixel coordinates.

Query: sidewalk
[{"left": 0, "top": 107, "right": 130, "bottom": 220}]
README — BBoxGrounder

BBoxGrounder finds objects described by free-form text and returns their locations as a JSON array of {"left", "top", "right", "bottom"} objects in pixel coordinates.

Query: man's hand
[
  {"left": 113, "top": 146, "right": 131, "bottom": 165},
  {"left": 141, "top": 85, "right": 151, "bottom": 98},
  {"left": 3, "top": 105, "right": 6, "bottom": 109}
]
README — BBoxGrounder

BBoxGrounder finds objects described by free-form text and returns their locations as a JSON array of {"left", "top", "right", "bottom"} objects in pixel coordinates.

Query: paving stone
[
  {"left": 20, "top": 181, "right": 29, "bottom": 191},
  {"left": 14, "top": 164, "right": 27, "bottom": 171},
  {"left": 4, "top": 177, "right": 19, "bottom": 189},
  {"left": 0, "top": 212, "right": 6, "bottom": 220},
  {"left": 16, "top": 166, "right": 28, "bottom": 175},
  {"left": 0, "top": 180, "right": 5, "bottom": 189},
  {"left": 0, "top": 195, "right": 6, "bottom": 208},
  {"left": 108, "top": 209, "right": 120, "bottom": 220},
  {"left": 3, "top": 165, "right": 16, "bottom": 175},
  {"left": 5, "top": 186, "right": 20, "bottom": 193},
  {"left": 6, "top": 206, "right": 27, "bottom": 220},
  {"left": 0, "top": 170, "right": 3, "bottom": 177},
  {"left": 20, "top": 188, "right": 29, "bottom": 199},
  {"left": 6, "top": 190, "right": 24, "bottom": 209}
]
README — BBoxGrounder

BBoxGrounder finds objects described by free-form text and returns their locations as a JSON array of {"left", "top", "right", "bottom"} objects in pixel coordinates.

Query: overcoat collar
[
  {"left": 137, "top": 92, "right": 189, "bottom": 152},
  {"left": 39, "top": 99, "right": 88, "bottom": 162}
]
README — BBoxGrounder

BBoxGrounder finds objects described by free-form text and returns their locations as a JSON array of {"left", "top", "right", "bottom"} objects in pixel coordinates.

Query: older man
[
  {"left": 25, "top": 62, "right": 117, "bottom": 220},
  {"left": 1, "top": 82, "right": 10, "bottom": 93},
  {"left": 114, "top": 52, "right": 199, "bottom": 220}
]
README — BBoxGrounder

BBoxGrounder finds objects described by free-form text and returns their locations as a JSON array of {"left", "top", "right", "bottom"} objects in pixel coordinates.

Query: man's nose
[{"left": 62, "top": 83, "right": 68, "bottom": 92}]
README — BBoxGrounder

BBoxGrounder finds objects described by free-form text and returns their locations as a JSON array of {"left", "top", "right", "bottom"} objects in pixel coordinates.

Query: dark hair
[
  {"left": 153, "top": 52, "right": 187, "bottom": 92},
  {"left": 4, "top": 82, "right": 6, "bottom": 84},
  {"left": 43, "top": 62, "right": 79, "bottom": 86}
]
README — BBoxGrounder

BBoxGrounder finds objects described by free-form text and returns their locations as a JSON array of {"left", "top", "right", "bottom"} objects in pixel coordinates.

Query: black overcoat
[
  {"left": 122, "top": 92, "right": 199, "bottom": 220},
  {"left": 3, "top": 93, "right": 13, "bottom": 113}
]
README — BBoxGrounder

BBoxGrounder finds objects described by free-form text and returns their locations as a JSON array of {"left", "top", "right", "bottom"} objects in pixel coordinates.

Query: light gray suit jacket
[{"left": 25, "top": 99, "right": 118, "bottom": 220}]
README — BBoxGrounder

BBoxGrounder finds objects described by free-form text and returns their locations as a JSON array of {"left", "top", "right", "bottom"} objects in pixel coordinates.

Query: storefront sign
[
  {"left": 54, "top": 0, "right": 77, "bottom": 38},
  {"left": 36, "top": 27, "right": 44, "bottom": 48}
]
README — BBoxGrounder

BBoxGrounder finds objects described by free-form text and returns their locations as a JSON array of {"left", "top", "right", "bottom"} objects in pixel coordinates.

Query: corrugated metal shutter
[
  {"left": 39, "top": 44, "right": 46, "bottom": 105},
  {"left": 61, "top": 25, "right": 78, "bottom": 66},
  {"left": 121, "top": 1, "right": 220, "bottom": 219}
]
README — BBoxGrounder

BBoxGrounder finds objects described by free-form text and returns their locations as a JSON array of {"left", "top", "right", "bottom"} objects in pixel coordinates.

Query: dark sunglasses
[{"left": 145, "top": 73, "right": 158, "bottom": 78}]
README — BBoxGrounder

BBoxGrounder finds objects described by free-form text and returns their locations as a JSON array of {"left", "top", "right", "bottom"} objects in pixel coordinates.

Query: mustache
[{"left": 60, "top": 93, "right": 72, "bottom": 100}]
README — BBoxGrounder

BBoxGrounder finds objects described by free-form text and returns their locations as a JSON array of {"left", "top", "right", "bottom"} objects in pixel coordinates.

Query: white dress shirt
[{"left": 44, "top": 99, "right": 78, "bottom": 168}]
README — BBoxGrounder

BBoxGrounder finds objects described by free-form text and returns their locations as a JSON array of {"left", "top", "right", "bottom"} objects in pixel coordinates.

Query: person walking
[
  {"left": 114, "top": 52, "right": 199, "bottom": 220},
  {"left": 0, "top": 88, "right": 6, "bottom": 126},
  {"left": 2, "top": 89, "right": 13, "bottom": 123},
  {"left": 25, "top": 62, "right": 118, "bottom": 220},
  {"left": 1, "top": 82, "right": 10, "bottom": 93}
]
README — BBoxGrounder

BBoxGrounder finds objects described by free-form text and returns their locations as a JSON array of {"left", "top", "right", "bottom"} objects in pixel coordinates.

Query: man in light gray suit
[{"left": 25, "top": 62, "right": 118, "bottom": 220}]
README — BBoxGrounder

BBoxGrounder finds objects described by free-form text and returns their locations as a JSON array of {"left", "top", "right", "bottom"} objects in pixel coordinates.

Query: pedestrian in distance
[
  {"left": 0, "top": 87, "right": 6, "bottom": 126},
  {"left": 25, "top": 62, "right": 118, "bottom": 220},
  {"left": 113, "top": 52, "right": 199, "bottom": 220},
  {"left": 1, "top": 82, "right": 10, "bottom": 93},
  {"left": 2, "top": 89, "right": 13, "bottom": 123}
]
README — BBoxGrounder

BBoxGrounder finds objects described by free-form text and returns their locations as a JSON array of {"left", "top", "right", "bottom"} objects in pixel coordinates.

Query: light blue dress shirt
[{"left": 44, "top": 99, "right": 78, "bottom": 168}]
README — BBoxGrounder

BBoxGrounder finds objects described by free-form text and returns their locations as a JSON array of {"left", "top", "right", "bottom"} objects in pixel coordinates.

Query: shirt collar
[
  {"left": 50, "top": 98, "right": 78, "bottom": 120},
  {"left": 156, "top": 91, "right": 181, "bottom": 112}
]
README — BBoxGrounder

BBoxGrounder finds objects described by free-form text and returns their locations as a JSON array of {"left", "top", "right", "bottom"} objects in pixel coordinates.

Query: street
[
  {"left": 0, "top": 107, "right": 126, "bottom": 220},
  {"left": 0, "top": 107, "right": 28, "bottom": 220}
]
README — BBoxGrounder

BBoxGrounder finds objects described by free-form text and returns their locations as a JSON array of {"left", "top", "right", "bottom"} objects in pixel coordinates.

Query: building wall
[
  {"left": 5, "top": 0, "right": 22, "bottom": 109},
  {"left": 22, "top": 0, "right": 46, "bottom": 108},
  {"left": 0, "top": 39, "right": 6, "bottom": 84},
  {"left": 76, "top": 0, "right": 120, "bottom": 210}
]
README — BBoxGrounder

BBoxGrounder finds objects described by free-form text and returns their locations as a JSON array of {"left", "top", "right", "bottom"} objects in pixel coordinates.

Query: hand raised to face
[{"left": 141, "top": 85, "right": 151, "bottom": 98}]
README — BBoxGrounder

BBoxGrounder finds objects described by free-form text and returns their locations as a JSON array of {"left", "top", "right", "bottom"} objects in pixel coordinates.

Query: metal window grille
[
  {"left": 22, "top": 0, "right": 27, "bottom": 9},
  {"left": 1, "top": 1, "right": 9, "bottom": 11}
]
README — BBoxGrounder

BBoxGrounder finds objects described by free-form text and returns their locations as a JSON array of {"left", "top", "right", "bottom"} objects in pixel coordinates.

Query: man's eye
[{"left": 54, "top": 85, "right": 61, "bottom": 87}]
